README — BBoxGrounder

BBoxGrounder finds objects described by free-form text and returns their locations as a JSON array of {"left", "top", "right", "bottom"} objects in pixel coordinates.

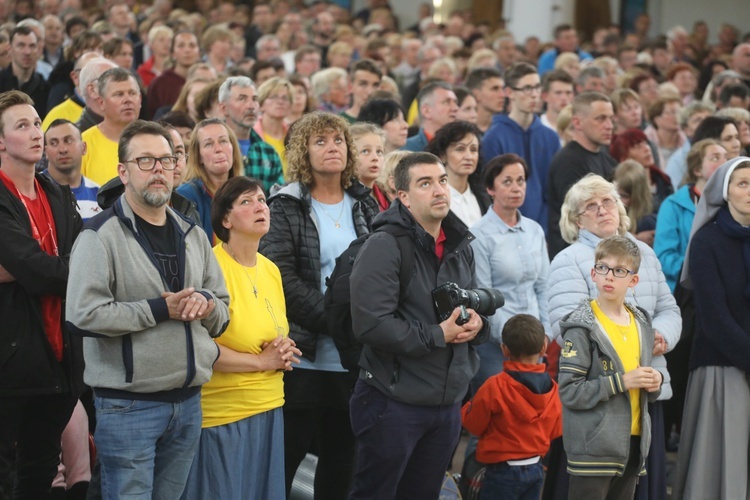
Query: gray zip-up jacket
[
  {"left": 65, "top": 194, "right": 229, "bottom": 397},
  {"left": 558, "top": 300, "right": 660, "bottom": 477}
]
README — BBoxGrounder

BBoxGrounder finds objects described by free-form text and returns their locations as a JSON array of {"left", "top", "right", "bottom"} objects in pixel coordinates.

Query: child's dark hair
[
  {"left": 502, "top": 314, "right": 546, "bottom": 358},
  {"left": 594, "top": 235, "right": 641, "bottom": 273}
]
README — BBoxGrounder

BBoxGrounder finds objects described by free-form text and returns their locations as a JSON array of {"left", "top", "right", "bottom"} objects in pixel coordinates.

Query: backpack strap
[{"left": 377, "top": 225, "right": 416, "bottom": 294}]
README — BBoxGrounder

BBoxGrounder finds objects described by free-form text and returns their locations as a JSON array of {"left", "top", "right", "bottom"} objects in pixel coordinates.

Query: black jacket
[
  {"left": 0, "top": 173, "right": 84, "bottom": 396},
  {"left": 75, "top": 106, "right": 102, "bottom": 133},
  {"left": 259, "top": 180, "right": 378, "bottom": 361},
  {"left": 0, "top": 65, "right": 49, "bottom": 120},
  {"left": 46, "top": 60, "right": 75, "bottom": 113},
  {"left": 349, "top": 200, "right": 490, "bottom": 406}
]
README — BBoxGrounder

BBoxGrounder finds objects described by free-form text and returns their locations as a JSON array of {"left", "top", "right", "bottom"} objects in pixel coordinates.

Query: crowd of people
[{"left": 0, "top": 0, "right": 750, "bottom": 499}]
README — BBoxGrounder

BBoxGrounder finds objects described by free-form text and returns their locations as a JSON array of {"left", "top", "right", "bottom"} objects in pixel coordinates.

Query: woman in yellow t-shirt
[{"left": 183, "top": 176, "right": 301, "bottom": 499}]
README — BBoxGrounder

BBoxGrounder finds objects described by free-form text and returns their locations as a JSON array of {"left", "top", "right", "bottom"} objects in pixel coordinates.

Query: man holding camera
[{"left": 348, "top": 152, "right": 490, "bottom": 499}]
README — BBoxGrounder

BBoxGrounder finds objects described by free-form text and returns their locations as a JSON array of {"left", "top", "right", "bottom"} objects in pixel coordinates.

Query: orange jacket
[{"left": 461, "top": 361, "right": 562, "bottom": 464}]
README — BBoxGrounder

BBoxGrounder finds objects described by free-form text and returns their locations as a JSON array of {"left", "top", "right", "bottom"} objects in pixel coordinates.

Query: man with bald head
[
  {"left": 43, "top": 51, "right": 100, "bottom": 130},
  {"left": 76, "top": 56, "right": 118, "bottom": 132}
]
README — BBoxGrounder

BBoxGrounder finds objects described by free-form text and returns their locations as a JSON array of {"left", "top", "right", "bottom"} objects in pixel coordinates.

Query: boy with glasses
[{"left": 558, "top": 235, "right": 662, "bottom": 500}]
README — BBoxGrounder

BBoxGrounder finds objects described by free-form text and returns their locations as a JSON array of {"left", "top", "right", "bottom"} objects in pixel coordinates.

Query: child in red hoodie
[{"left": 461, "top": 314, "right": 562, "bottom": 500}]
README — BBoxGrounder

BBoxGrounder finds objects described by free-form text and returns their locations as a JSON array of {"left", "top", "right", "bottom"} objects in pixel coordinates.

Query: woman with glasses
[
  {"left": 546, "top": 174, "right": 680, "bottom": 500},
  {"left": 183, "top": 176, "right": 301, "bottom": 499},
  {"left": 255, "top": 77, "right": 294, "bottom": 175},
  {"left": 176, "top": 118, "right": 244, "bottom": 243}
]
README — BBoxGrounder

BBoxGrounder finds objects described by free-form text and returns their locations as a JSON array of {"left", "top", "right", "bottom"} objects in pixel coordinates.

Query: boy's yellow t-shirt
[
  {"left": 591, "top": 300, "right": 642, "bottom": 436},
  {"left": 200, "top": 245, "right": 289, "bottom": 428}
]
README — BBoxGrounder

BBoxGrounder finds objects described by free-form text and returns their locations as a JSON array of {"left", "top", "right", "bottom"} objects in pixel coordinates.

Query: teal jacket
[{"left": 654, "top": 185, "right": 696, "bottom": 292}]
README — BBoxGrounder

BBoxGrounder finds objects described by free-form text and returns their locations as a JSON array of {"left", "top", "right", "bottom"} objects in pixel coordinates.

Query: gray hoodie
[
  {"left": 558, "top": 299, "right": 660, "bottom": 477},
  {"left": 66, "top": 194, "right": 229, "bottom": 396}
]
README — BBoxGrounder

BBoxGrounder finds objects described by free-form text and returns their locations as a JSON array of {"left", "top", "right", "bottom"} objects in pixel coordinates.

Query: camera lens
[{"left": 467, "top": 288, "right": 505, "bottom": 316}]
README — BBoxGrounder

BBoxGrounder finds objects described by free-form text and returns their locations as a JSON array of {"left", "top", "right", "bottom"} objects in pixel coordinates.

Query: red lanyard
[{"left": 0, "top": 170, "right": 58, "bottom": 256}]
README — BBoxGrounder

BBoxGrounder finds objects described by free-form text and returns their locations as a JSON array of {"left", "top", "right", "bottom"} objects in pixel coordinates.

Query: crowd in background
[{"left": 1, "top": 0, "right": 750, "bottom": 498}]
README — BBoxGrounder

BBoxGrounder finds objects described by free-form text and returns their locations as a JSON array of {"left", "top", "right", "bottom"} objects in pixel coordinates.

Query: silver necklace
[
  {"left": 225, "top": 243, "right": 259, "bottom": 298},
  {"left": 313, "top": 196, "right": 346, "bottom": 228}
]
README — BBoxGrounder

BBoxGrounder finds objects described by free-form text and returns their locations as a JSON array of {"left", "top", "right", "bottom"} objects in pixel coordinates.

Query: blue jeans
[
  {"left": 480, "top": 462, "right": 544, "bottom": 500},
  {"left": 94, "top": 393, "right": 202, "bottom": 500}
]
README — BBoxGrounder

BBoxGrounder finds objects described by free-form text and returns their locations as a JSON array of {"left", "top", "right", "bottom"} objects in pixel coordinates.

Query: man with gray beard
[{"left": 65, "top": 120, "right": 229, "bottom": 498}]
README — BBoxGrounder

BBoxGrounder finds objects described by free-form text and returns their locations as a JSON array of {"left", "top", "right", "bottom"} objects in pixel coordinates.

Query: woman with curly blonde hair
[{"left": 259, "top": 112, "right": 378, "bottom": 498}]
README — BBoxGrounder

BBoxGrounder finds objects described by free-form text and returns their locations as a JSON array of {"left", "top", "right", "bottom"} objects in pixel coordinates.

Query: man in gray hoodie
[{"left": 65, "top": 120, "right": 229, "bottom": 498}]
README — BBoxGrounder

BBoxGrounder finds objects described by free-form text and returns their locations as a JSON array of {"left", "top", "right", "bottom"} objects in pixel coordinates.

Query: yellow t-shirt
[
  {"left": 81, "top": 126, "right": 119, "bottom": 186},
  {"left": 42, "top": 98, "right": 84, "bottom": 132},
  {"left": 263, "top": 133, "right": 288, "bottom": 175},
  {"left": 592, "top": 300, "right": 641, "bottom": 436},
  {"left": 201, "top": 245, "right": 290, "bottom": 428},
  {"left": 407, "top": 98, "right": 419, "bottom": 126}
]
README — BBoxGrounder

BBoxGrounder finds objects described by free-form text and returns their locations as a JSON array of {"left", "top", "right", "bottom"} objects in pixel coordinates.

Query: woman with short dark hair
[
  {"left": 426, "top": 120, "right": 489, "bottom": 226},
  {"left": 469, "top": 153, "right": 549, "bottom": 388},
  {"left": 358, "top": 98, "right": 409, "bottom": 153},
  {"left": 183, "top": 176, "right": 300, "bottom": 498}
]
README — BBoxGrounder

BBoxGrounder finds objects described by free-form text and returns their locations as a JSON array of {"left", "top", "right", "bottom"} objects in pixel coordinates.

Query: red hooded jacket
[{"left": 461, "top": 361, "right": 562, "bottom": 464}]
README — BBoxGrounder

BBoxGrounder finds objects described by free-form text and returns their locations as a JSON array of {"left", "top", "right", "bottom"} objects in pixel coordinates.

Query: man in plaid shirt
[{"left": 218, "top": 76, "right": 284, "bottom": 192}]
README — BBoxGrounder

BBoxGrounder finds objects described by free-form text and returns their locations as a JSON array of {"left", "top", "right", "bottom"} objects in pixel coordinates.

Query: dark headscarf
[{"left": 680, "top": 156, "right": 750, "bottom": 288}]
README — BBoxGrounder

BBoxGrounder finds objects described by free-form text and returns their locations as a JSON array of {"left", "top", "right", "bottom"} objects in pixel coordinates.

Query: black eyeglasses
[
  {"left": 124, "top": 156, "right": 178, "bottom": 171},
  {"left": 593, "top": 263, "right": 634, "bottom": 279},
  {"left": 511, "top": 84, "right": 542, "bottom": 95}
]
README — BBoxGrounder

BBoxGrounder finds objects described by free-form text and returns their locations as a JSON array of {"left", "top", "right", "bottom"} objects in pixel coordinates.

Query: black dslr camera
[{"left": 432, "top": 282, "right": 505, "bottom": 326}]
